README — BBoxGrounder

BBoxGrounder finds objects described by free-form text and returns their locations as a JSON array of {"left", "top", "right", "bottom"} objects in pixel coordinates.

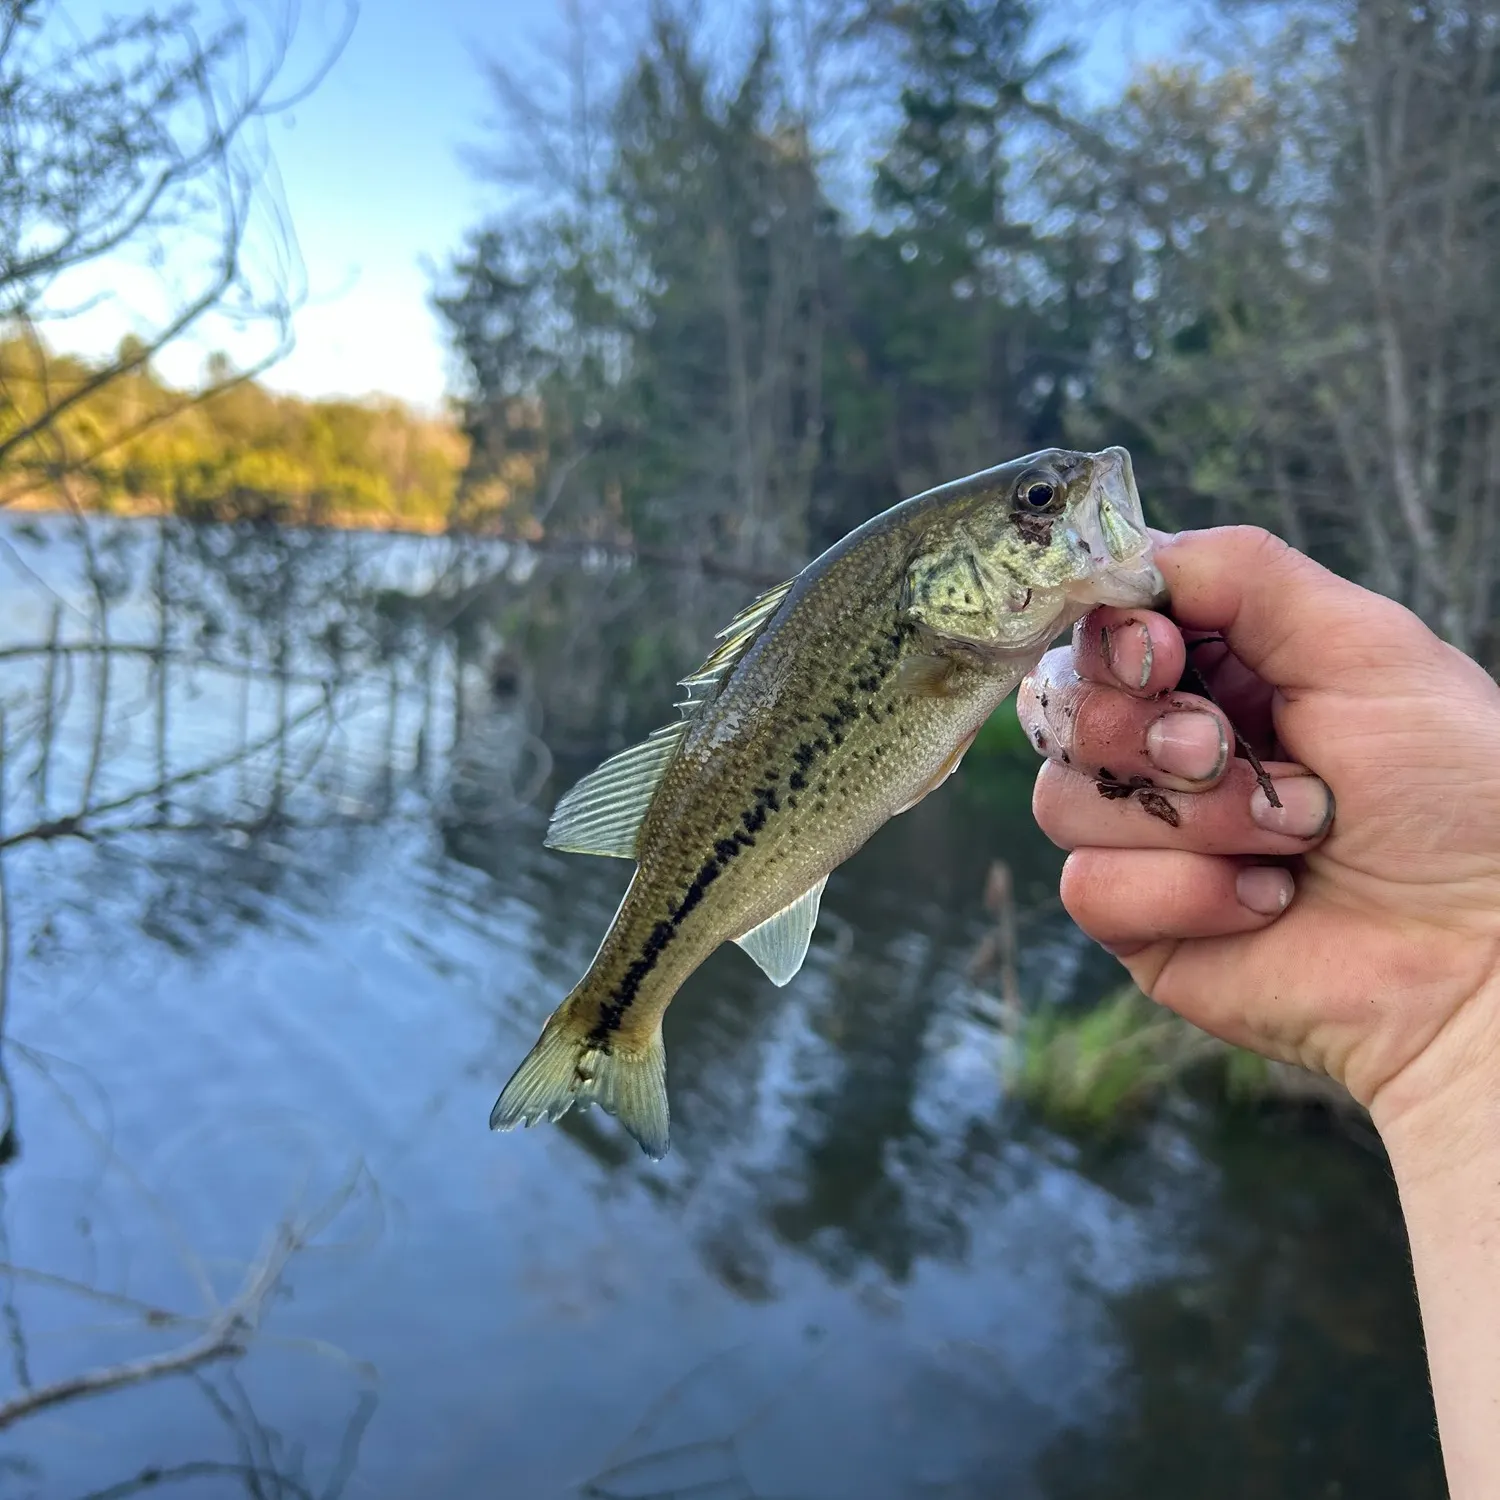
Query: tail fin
[{"left": 490, "top": 1007, "right": 670, "bottom": 1160}]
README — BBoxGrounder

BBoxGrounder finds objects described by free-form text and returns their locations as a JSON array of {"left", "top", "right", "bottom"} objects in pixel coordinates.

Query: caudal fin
[{"left": 489, "top": 1008, "right": 670, "bottom": 1160}]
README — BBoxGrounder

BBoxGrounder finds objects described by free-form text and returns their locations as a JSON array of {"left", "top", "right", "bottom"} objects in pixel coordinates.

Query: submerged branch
[
  {"left": 1, "top": 686, "right": 334, "bottom": 851},
  {"left": 0, "top": 1223, "right": 297, "bottom": 1432},
  {"left": 0, "top": 710, "right": 13, "bottom": 1155},
  {"left": 0, "top": 642, "right": 334, "bottom": 689}
]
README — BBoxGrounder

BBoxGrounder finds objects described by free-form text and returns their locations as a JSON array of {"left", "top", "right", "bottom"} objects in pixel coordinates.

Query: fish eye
[{"left": 1016, "top": 471, "right": 1063, "bottom": 512}]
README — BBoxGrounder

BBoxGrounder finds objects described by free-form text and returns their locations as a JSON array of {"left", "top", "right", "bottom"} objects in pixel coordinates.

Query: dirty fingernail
[
  {"left": 1236, "top": 866, "right": 1294, "bottom": 916},
  {"left": 1251, "top": 777, "right": 1334, "bottom": 839},
  {"left": 1145, "top": 710, "right": 1227, "bottom": 782},
  {"left": 1104, "top": 622, "right": 1153, "bottom": 690}
]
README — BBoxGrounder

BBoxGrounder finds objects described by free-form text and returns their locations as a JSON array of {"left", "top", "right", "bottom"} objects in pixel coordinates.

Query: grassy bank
[{"left": 1008, "top": 984, "right": 1358, "bottom": 1134}]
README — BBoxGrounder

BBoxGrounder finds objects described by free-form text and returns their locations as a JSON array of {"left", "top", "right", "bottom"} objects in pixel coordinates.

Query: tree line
[
  {"left": 436, "top": 0, "right": 1500, "bottom": 663},
  {"left": 0, "top": 337, "right": 465, "bottom": 528}
]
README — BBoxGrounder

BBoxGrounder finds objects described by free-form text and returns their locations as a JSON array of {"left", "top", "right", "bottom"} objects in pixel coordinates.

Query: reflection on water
[{"left": 0, "top": 514, "right": 1439, "bottom": 1498}]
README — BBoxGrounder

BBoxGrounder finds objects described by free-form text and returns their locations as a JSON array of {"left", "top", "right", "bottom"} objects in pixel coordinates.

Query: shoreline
[{"left": 1, "top": 492, "right": 453, "bottom": 539}]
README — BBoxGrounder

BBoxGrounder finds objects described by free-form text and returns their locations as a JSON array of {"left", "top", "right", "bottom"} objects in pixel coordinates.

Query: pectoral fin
[
  {"left": 895, "top": 652, "right": 962, "bottom": 697},
  {"left": 734, "top": 875, "right": 829, "bottom": 986}
]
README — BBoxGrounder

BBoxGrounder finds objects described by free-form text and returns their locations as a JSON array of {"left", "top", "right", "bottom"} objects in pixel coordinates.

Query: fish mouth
[
  {"left": 1096, "top": 446, "right": 1149, "bottom": 562},
  {"left": 1067, "top": 446, "right": 1168, "bottom": 608}
]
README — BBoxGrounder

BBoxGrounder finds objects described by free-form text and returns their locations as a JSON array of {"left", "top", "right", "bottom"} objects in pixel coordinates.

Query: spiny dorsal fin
[
  {"left": 544, "top": 721, "right": 689, "bottom": 859},
  {"left": 734, "top": 875, "right": 828, "bottom": 986},
  {"left": 675, "top": 576, "right": 796, "bottom": 715},
  {"left": 546, "top": 577, "right": 796, "bottom": 860}
]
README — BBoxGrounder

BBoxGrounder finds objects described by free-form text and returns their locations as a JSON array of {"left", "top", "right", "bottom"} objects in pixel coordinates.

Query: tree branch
[{"left": 0, "top": 1222, "right": 296, "bottom": 1432}]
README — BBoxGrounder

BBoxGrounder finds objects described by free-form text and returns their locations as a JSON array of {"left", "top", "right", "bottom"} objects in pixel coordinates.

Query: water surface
[{"left": 0, "top": 514, "right": 1439, "bottom": 1498}]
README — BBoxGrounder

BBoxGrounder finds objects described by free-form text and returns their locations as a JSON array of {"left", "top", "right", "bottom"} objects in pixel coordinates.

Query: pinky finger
[{"left": 1059, "top": 847, "right": 1295, "bottom": 955}]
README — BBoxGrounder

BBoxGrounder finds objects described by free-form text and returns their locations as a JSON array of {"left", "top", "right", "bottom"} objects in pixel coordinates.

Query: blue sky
[{"left": 44, "top": 0, "right": 1192, "bottom": 413}]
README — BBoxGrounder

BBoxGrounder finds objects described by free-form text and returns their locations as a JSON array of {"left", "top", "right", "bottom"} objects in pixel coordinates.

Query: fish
[{"left": 491, "top": 445, "right": 1165, "bottom": 1158}]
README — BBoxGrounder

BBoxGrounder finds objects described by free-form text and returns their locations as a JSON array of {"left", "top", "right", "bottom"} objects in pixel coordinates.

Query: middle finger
[{"left": 1019, "top": 652, "right": 1234, "bottom": 791}]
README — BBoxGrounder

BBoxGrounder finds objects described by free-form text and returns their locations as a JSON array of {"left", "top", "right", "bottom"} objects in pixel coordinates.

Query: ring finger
[{"left": 1034, "top": 760, "right": 1335, "bottom": 854}]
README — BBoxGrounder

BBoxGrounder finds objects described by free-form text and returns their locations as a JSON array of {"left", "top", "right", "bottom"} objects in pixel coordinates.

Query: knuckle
[
  {"left": 1238, "top": 524, "right": 1291, "bottom": 565},
  {"left": 1058, "top": 855, "right": 1089, "bottom": 921},
  {"left": 1016, "top": 668, "right": 1046, "bottom": 720},
  {"left": 1020, "top": 664, "right": 1087, "bottom": 760},
  {"left": 1204, "top": 524, "right": 1293, "bottom": 573},
  {"left": 1030, "top": 646, "right": 1077, "bottom": 691}
]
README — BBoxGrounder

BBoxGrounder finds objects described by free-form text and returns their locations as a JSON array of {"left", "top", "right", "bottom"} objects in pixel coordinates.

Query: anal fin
[{"left": 734, "top": 875, "right": 829, "bottom": 986}]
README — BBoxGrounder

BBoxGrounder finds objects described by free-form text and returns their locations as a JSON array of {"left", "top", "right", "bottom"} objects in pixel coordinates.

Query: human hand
[{"left": 1017, "top": 527, "right": 1500, "bottom": 1149}]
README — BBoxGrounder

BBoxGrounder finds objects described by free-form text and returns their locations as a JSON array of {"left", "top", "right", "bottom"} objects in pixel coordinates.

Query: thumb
[{"left": 1154, "top": 526, "right": 1430, "bottom": 691}]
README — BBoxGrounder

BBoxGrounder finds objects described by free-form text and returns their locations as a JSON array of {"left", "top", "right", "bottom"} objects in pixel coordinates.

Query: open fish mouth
[
  {"left": 1096, "top": 445, "right": 1149, "bottom": 562},
  {"left": 1067, "top": 446, "right": 1167, "bottom": 608}
]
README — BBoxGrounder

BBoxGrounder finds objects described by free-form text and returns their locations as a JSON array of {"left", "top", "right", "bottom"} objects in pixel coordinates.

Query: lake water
[{"left": 0, "top": 513, "right": 1440, "bottom": 1498}]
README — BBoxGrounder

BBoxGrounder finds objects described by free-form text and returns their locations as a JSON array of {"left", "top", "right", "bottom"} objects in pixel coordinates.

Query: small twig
[
  {"left": 10, "top": 1041, "right": 215, "bottom": 1311},
  {"left": 322, "top": 1389, "right": 380, "bottom": 1500},
  {"left": 33, "top": 603, "right": 62, "bottom": 815},
  {"left": 0, "top": 709, "right": 14, "bottom": 1158},
  {"left": 1178, "top": 654, "right": 1282, "bottom": 809},
  {"left": 69, "top": 1459, "right": 318, "bottom": 1500},
  {"left": 0, "top": 707, "right": 10, "bottom": 1040},
  {"left": 0, "top": 1194, "right": 31, "bottom": 1392},
  {"left": 0, "top": 642, "right": 334, "bottom": 689},
  {"left": 0, "top": 1262, "right": 190, "bottom": 1327}
]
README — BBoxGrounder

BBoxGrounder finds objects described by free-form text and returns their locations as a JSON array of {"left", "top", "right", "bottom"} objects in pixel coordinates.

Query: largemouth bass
[{"left": 492, "top": 446, "right": 1164, "bottom": 1158}]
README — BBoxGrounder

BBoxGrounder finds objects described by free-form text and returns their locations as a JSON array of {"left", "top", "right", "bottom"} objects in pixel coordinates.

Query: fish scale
[{"left": 492, "top": 445, "right": 1166, "bottom": 1158}]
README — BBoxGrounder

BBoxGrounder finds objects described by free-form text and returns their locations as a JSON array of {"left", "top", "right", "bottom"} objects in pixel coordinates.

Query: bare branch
[
  {"left": 0, "top": 1221, "right": 290, "bottom": 1431},
  {"left": 0, "top": 683, "right": 333, "bottom": 850}
]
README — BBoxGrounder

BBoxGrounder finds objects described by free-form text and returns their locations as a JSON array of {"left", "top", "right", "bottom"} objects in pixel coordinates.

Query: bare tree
[
  {"left": 1053, "top": 1, "right": 1500, "bottom": 658},
  {"left": 0, "top": 0, "right": 355, "bottom": 500},
  {"left": 1332, "top": 0, "right": 1500, "bottom": 651}
]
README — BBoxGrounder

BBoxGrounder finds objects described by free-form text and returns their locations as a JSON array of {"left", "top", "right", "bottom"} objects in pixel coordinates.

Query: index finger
[{"left": 1070, "top": 605, "right": 1186, "bottom": 697}]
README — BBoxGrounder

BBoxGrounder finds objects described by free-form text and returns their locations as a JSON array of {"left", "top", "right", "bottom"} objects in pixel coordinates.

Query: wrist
[
  {"left": 1372, "top": 965, "right": 1500, "bottom": 1191},
  {"left": 1369, "top": 967, "right": 1500, "bottom": 1500}
]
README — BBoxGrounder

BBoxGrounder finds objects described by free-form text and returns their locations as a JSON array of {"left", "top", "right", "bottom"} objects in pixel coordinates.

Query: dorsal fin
[
  {"left": 675, "top": 577, "right": 796, "bottom": 714},
  {"left": 545, "top": 576, "right": 797, "bottom": 860}
]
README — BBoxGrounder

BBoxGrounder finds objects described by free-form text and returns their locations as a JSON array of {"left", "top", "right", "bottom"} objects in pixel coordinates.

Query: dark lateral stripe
[
  {"left": 588, "top": 617, "right": 914, "bottom": 1043},
  {"left": 587, "top": 784, "right": 776, "bottom": 1041}
]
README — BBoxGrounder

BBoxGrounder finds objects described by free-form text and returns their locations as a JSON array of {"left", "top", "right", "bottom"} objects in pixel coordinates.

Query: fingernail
[
  {"left": 1251, "top": 777, "right": 1334, "bottom": 840},
  {"left": 1237, "top": 866, "right": 1294, "bottom": 916},
  {"left": 1145, "top": 710, "right": 1227, "bottom": 782},
  {"left": 1103, "top": 622, "right": 1153, "bottom": 690}
]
